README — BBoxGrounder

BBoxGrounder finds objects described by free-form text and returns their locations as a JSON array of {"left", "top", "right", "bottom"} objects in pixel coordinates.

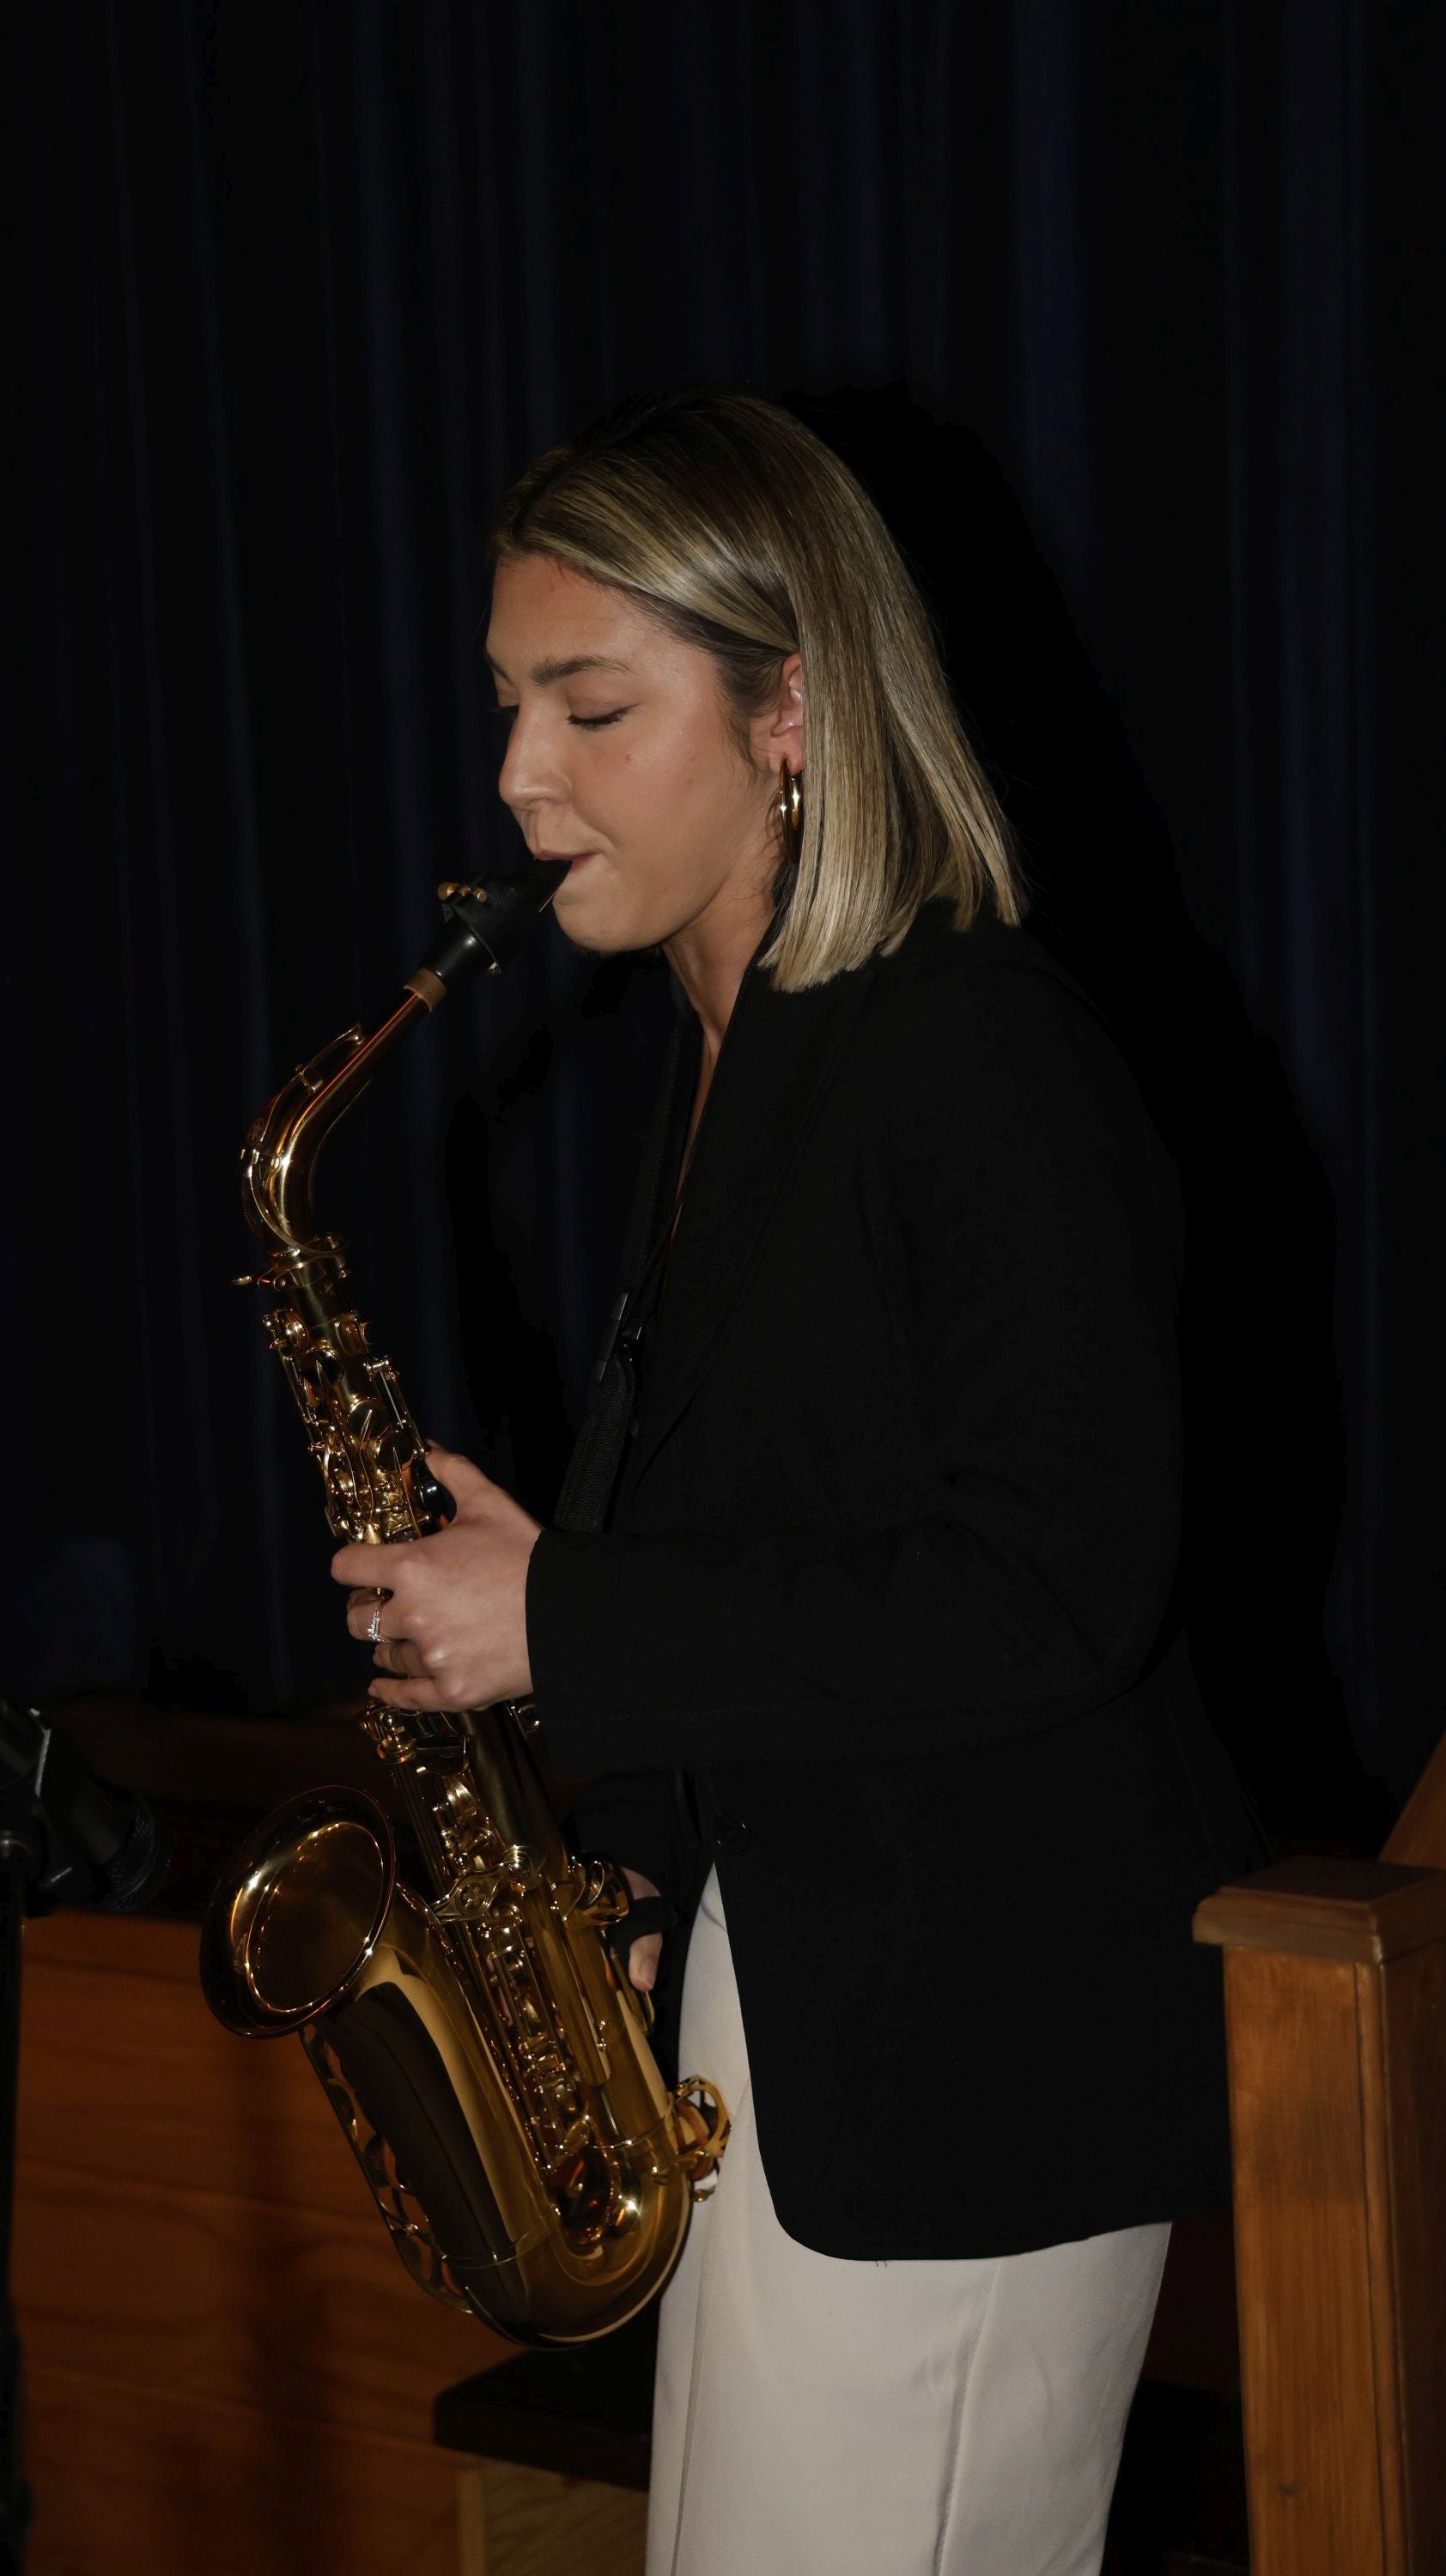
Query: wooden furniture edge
[{"left": 1194, "top": 1856, "right": 1446, "bottom": 1964}]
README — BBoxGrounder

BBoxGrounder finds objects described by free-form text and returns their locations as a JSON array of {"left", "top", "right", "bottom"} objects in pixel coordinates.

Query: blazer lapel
[
  {"left": 552, "top": 1004, "right": 697, "bottom": 1531},
  {"left": 622, "top": 950, "right": 880, "bottom": 1498}
]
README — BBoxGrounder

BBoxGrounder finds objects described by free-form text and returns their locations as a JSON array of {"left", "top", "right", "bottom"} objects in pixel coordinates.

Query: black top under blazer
[{"left": 526, "top": 900, "right": 1270, "bottom": 2262}]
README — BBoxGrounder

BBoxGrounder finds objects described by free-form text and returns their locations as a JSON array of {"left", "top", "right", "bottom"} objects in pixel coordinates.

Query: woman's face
[{"left": 487, "top": 553, "right": 790, "bottom": 958}]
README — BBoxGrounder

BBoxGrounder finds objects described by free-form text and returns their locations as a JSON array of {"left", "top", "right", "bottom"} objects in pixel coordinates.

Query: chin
[
  {"left": 554, "top": 919, "right": 635, "bottom": 958},
  {"left": 552, "top": 875, "right": 653, "bottom": 957},
  {"left": 552, "top": 905, "right": 632, "bottom": 958}
]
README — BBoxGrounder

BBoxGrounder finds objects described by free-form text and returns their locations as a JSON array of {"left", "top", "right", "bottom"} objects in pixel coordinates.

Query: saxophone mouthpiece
[{"left": 419, "top": 859, "right": 570, "bottom": 993}]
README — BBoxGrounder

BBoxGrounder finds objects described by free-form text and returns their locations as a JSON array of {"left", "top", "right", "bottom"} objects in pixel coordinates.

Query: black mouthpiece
[{"left": 418, "top": 858, "right": 570, "bottom": 992}]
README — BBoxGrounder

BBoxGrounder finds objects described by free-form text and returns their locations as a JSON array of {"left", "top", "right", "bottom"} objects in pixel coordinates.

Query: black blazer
[{"left": 526, "top": 902, "right": 1270, "bottom": 2261}]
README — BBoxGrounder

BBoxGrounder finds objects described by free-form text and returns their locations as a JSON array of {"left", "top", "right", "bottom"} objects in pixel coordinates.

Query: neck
[{"left": 663, "top": 877, "right": 775, "bottom": 1066}]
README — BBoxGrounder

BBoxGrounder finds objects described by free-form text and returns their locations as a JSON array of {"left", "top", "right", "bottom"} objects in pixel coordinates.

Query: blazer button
[{"left": 712, "top": 1814, "right": 750, "bottom": 1856}]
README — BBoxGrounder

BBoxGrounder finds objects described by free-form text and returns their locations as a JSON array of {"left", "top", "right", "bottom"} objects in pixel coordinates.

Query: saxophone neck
[
  {"left": 239, "top": 860, "right": 568, "bottom": 1257},
  {"left": 240, "top": 992, "right": 430, "bottom": 1255}
]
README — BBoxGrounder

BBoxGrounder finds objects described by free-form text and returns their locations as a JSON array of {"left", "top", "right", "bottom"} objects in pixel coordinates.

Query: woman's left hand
[{"left": 333, "top": 1443, "right": 542, "bottom": 1712}]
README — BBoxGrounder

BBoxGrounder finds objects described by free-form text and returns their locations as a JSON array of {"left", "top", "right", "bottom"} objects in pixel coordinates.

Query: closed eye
[{"left": 569, "top": 707, "right": 634, "bottom": 730}]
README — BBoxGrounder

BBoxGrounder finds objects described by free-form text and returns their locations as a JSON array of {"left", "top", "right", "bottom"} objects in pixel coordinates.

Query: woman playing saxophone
[{"left": 332, "top": 389, "right": 1268, "bottom": 2576}]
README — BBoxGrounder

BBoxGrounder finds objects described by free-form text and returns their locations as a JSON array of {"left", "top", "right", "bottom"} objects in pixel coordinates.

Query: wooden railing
[{"left": 1194, "top": 1743, "right": 1446, "bottom": 2576}]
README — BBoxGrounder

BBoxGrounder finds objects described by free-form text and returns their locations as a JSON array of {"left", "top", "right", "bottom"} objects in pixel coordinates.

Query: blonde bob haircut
[{"left": 492, "top": 389, "right": 1025, "bottom": 991}]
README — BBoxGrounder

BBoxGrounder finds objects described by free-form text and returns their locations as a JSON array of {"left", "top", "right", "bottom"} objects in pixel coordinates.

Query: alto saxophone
[{"left": 201, "top": 863, "right": 726, "bottom": 2344}]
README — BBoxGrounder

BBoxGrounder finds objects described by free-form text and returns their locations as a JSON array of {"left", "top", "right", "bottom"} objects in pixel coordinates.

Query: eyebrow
[{"left": 486, "top": 650, "right": 634, "bottom": 687}]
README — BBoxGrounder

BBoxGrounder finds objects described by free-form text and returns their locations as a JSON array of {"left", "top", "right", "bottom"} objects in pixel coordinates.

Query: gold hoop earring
[{"left": 775, "top": 760, "right": 803, "bottom": 860}]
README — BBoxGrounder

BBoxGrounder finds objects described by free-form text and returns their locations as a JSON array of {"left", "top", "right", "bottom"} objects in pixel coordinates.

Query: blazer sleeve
[
  {"left": 565, "top": 1767, "right": 696, "bottom": 1907},
  {"left": 527, "top": 958, "right": 1187, "bottom": 1771}
]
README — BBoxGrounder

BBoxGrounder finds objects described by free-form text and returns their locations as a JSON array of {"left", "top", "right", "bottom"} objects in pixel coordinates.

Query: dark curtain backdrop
[{"left": 9, "top": 1, "right": 1441, "bottom": 1823}]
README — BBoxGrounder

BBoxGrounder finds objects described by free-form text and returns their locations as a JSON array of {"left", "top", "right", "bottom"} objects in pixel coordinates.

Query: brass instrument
[{"left": 200, "top": 863, "right": 726, "bottom": 2344}]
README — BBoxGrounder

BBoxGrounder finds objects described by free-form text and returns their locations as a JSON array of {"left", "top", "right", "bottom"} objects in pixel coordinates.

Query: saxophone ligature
[{"left": 200, "top": 862, "right": 726, "bottom": 2344}]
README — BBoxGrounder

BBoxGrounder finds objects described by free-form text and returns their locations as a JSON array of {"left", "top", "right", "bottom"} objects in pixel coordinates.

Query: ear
[{"left": 757, "top": 653, "right": 805, "bottom": 775}]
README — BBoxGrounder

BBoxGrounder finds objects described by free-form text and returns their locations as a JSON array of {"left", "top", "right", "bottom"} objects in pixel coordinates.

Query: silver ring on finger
[{"left": 368, "top": 1604, "right": 383, "bottom": 1645}]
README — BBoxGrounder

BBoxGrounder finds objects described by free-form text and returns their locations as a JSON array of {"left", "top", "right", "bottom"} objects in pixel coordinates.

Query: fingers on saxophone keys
[
  {"left": 367, "top": 1674, "right": 446, "bottom": 1714},
  {"left": 374, "top": 1635, "right": 434, "bottom": 1682}
]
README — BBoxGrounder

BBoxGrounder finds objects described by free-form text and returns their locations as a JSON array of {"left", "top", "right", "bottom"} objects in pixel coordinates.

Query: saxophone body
[{"left": 201, "top": 866, "right": 726, "bottom": 2344}]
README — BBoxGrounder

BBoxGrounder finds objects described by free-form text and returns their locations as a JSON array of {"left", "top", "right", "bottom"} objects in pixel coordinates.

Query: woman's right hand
[{"left": 622, "top": 1867, "right": 665, "bottom": 1994}]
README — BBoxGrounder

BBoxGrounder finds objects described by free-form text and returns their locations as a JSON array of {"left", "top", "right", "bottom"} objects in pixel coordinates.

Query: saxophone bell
[{"left": 201, "top": 1786, "right": 395, "bottom": 2037}]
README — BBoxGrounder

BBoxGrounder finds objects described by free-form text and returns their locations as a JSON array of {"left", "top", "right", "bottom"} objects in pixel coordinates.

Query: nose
[{"left": 496, "top": 701, "right": 565, "bottom": 824}]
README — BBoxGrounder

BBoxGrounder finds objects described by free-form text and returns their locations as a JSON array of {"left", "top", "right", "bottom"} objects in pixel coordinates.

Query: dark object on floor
[
  {"left": 434, "top": 2310, "right": 657, "bottom": 2492},
  {"left": 1104, "top": 2382, "right": 1249, "bottom": 2573}
]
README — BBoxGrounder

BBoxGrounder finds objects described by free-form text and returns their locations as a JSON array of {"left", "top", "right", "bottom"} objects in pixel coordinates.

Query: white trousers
[{"left": 647, "top": 1869, "right": 1170, "bottom": 2576}]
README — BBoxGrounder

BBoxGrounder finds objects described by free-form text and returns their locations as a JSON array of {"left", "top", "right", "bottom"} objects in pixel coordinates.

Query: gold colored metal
[
  {"left": 775, "top": 760, "right": 803, "bottom": 859},
  {"left": 202, "top": 908, "right": 727, "bottom": 2345}
]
